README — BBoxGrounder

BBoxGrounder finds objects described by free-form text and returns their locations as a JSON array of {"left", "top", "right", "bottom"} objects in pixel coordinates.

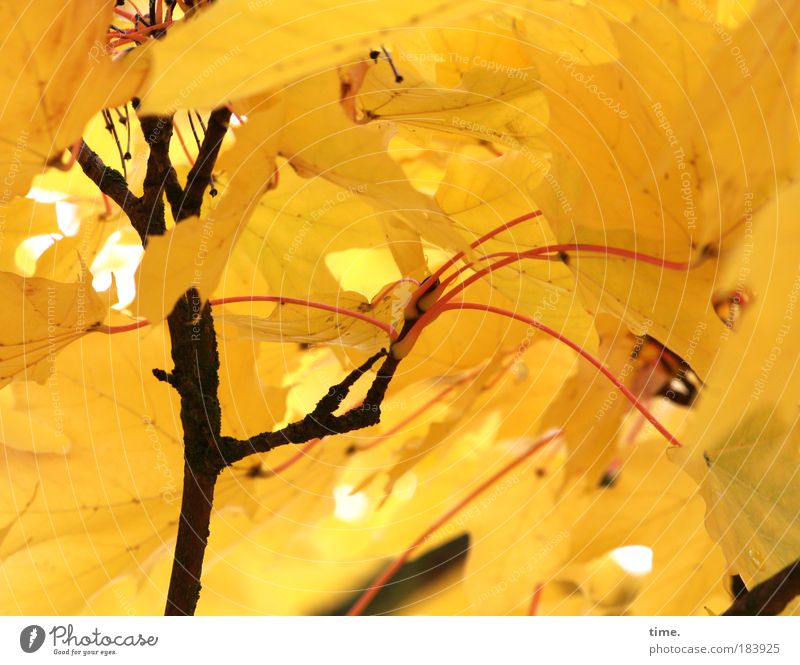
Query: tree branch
[
  {"left": 140, "top": 115, "right": 183, "bottom": 236},
  {"left": 177, "top": 107, "right": 231, "bottom": 220},
  {"left": 132, "top": 100, "right": 402, "bottom": 616},
  {"left": 164, "top": 461, "right": 217, "bottom": 615},
  {"left": 220, "top": 350, "right": 401, "bottom": 466},
  {"left": 128, "top": 107, "right": 228, "bottom": 616},
  {"left": 163, "top": 293, "right": 223, "bottom": 616},
  {"left": 75, "top": 140, "right": 143, "bottom": 230},
  {"left": 723, "top": 559, "right": 800, "bottom": 616}
]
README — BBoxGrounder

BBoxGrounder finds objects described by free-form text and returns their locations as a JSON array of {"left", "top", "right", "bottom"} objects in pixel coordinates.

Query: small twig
[
  {"left": 75, "top": 140, "right": 142, "bottom": 229},
  {"left": 177, "top": 107, "right": 230, "bottom": 220},
  {"left": 310, "top": 350, "right": 387, "bottom": 417},
  {"left": 723, "top": 559, "right": 800, "bottom": 616},
  {"left": 152, "top": 368, "right": 177, "bottom": 386},
  {"left": 380, "top": 45, "right": 404, "bottom": 83},
  {"left": 187, "top": 110, "right": 203, "bottom": 149},
  {"left": 101, "top": 109, "right": 128, "bottom": 179},
  {"left": 219, "top": 350, "right": 401, "bottom": 466}
]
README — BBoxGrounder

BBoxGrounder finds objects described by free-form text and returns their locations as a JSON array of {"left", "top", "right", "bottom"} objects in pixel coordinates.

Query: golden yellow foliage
[
  {"left": 672, "top": 185, "right": 800, "bottom": 613},
  {"left": 0, "top": 0, "right": 797, "bottom": 620},
  {"left": 0, "top": 1, "right": 143, "bottom": 196}
]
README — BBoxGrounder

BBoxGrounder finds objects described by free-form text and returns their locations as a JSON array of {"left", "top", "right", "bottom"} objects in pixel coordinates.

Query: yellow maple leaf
[
  {"left": 130, "top": 0, "right": 490, "bottom": 115},
  {"left": 0, "top": 1, "right": 142, "bottom": 196},
  {"left": 0, "top": 271, "right": 110, "bottom": 388},
  {"left": 672, "top": 184, "right": 800, "bottom": 614}
]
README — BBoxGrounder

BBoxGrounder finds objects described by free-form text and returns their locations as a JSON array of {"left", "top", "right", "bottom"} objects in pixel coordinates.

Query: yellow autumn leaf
[
  {"left": 219, "top": 287, "right": 404, "bottom": 353},
  {"left": 130, "top": 0, "right": 493, "bottom": 115},
  {"left": 540, "top": 315, "right": 656, "bottom": 486},
  {"left": 3, "top": 0, "right": 797, "bottom": 623},
  {"left": 517, "top": 0, "right": 622, "bottom": 65},
  {"left": 434, "top": 152, "right": 598, "bottom": 352},
  {"left": 239, "top": 70, "right": 468, "bottom": 255},
  {"left": 239, "top": 166, "right": 405, "bottom": 298},
  {"left": 0, "top": 271, "right": 110, "bottom": 388},
  {"left": 355, "top": 57, "right": 548, "bottom": 149},
  {"left": 526, "top": 1, "right": 800, "bottom": 378},
  {"left": 672, "top": 184, "right": 800, "bottom": 613},
  {"left": 0, "top": 321, "right": 291, "bottom": 614},
  {"left": 0, "top": 1, "right": 143, "bottom": 196},
  {"left": 560, "top": 438, "right": 728, "bottom": 616},
  {"left": 356, "top": 354, "right": 509, "bottom": 499},
  {"left": 0, "top": 328, "right": 182, "bottom": 613},
  {"left": 0, "top": 198, "right": 61, "bottom": 274}
]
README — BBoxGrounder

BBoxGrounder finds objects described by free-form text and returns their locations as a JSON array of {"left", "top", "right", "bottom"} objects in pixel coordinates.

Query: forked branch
[
  {"left": 77, "top": 100, "right": 406, "bottom": 616},
  {"left": 219, "top": 350, "right": 402, "bottom": 466},
  {"left": 179, "top": 107, "right": 230, "bottom": 218}
]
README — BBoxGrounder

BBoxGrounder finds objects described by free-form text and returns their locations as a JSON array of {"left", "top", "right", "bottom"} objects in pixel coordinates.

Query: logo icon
[{"left": 20, "top": 625, "right": 45, "bottom": 653}]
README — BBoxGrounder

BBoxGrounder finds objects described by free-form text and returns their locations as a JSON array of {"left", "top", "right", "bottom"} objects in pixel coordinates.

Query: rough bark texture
[
  {"left": 79, "top": 109, "right": 228, "bottom": 615},
  {"left": 157, "top": 109, "right": 229, "bottom": 616},
  {"left": 164, "top": 462, "right": 217, "bottom": 615},
  {"left": 76, "top": 140, "right": 143, "bottom": 231}
]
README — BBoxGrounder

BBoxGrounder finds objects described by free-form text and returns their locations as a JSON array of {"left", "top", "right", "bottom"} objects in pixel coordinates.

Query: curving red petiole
[
  {"left": 432, "top": 302, "right": 682, "bottom": 448},
  {"left": 346, "top": 428, "right": 563, "bottom": 616},
  {"left": 98, "top": 295, "right": 401, "bottom": 341}
]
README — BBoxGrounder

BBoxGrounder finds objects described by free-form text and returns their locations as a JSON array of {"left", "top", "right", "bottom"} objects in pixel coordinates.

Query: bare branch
[
  {"left": 134, "top": 99, "right": 401, "bottom": 615},
  {"left": 176, "top": 106, "right": 231, "bottom": 221},
  {"left": 219, "top": 350, "right": 401, "bottom": 466},
  {"left": 133, "top": 108, "right": 230, "bottom": 616},
  {"left": 140, "top": 115, "right": 183, "bottom": 236},
  {"left": 75, "top": 140, "right": 143, "bottom": 231}
]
